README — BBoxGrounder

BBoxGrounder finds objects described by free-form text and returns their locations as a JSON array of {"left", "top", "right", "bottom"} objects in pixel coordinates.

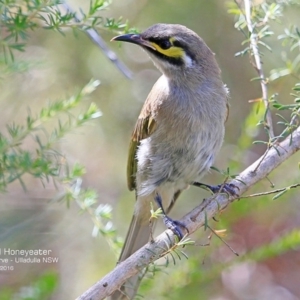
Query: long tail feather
[
  {"left": 109, "top": 214, "right": 152, "bottom": 300},
  {"left": 109, "top": 190, "right": 181, "bottom": 300}
]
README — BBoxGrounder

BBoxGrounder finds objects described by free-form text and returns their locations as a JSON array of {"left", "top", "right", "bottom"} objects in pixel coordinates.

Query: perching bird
[{"left": 110, "top": 23, "right": 229, "bottom": 299}]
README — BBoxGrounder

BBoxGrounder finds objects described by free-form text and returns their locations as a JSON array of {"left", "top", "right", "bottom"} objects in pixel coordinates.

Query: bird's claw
[
  {"left": 193, "top": 182, "right": 239, "bottom": 197},
  {"left": 154, "top": 193, "right": 188, "bottom": 240},
  {"left": 210, "top": 183, "right": 239, "bottom": 197},
  {"left": 163, "top": 216, "right": 188, "bottom": 240}
]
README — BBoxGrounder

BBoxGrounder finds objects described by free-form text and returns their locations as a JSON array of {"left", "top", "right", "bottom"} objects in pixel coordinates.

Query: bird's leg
[
  {"left": 154, "top": 193, "right": 187, "bottom": 240},
  {"left": 193, "top": 182, "right": 239, "bottom": 197}
]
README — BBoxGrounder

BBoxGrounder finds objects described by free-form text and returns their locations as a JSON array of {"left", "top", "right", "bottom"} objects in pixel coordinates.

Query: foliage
[
  {"left": 228, "top": 0, "right": 300, "bottom": 158},
  {"left": 0, "top": 79, "right": 101, "bottom": 191},
  {"left": 0, "top": 0, "right": 134, "bottom": 65},
  {"left": 59, "top": 177, "right": 123, "bottom": 255},
  {"left": 0, "top": 0, "right": 131, "bottom": 298},
  {"left": 0, "top": 0, "right": 129, "bottom": 256}
]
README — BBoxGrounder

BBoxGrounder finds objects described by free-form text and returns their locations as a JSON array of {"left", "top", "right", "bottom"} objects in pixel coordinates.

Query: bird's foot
[
  {"left": 193, "top": 182, "right": 239, "bottom": 197},
  {"left": 154, "top": 193, "right": 188, "bottom": 240},
  {"left": 163, "top": 215, "right": 187, "bottom": 240}
]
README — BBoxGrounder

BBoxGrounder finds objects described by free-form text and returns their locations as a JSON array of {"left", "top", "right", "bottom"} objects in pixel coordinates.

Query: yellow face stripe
[{"left": 149, "top": 40, "right": 184, "bottom": 58}]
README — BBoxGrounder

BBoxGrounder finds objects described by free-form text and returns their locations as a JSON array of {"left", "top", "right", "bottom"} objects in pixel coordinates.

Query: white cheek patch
[{"left": 183, "top": 53, "right": 193, "bottom": 68}]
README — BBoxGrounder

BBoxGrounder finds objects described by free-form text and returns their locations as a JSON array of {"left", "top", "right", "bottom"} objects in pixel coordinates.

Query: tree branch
[
  {"left": 63, "top": 2, "right": 132, "bottom": 79},
  {"left": 77, "top": 126, "right": 300, "bottom": 300}
]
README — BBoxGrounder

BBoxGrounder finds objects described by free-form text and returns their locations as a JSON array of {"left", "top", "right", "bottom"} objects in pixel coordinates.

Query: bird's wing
[{"left": 127, "top": 114, "right": 156, "bottom": 191}]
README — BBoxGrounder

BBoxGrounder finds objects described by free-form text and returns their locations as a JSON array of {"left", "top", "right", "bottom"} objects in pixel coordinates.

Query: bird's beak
[{"left": 111, "top": 34, "right": 156, "bottom": 51}]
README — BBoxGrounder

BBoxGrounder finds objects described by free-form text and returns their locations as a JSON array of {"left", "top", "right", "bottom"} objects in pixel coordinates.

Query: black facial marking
[
  {"left": 172, "top": 40, "right": 196, "bottom": 62},
  {"left": 142, "top": 37, "right": 184, "bottom": 66},
  {"left": 157, "top": 39, "right": 171, "bottom": 50},
  {"left": 172, "top": 40, "right": 182, "bottom": 48}
]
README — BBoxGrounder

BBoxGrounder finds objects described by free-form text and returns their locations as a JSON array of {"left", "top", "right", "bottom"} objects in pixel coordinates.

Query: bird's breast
[
  {"left": 136, "top": 75, "right": 227, "bottom": 197},
  {"left": 136, "top": 105, "right": 225, "bottom": 197}
]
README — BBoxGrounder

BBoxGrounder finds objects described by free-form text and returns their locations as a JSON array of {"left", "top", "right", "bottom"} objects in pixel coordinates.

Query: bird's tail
[
  {"left": 109, "top": 208, "right": 152, "bottom": 300},
  {"left": 109, "top": 190, "right": 181, "bottom": 300},
  {"left": 119, "top": 213, "right": 152, "bottom": 262}
]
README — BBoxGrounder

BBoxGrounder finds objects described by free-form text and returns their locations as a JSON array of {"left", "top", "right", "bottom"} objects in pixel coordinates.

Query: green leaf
[{"left": 272, "top": 189, "right": 288, "bottom": 200}]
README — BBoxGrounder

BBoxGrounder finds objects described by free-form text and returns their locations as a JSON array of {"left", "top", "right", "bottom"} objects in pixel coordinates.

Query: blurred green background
[{"left": 1, "top": 0, "right": 300, "bottom": 299}]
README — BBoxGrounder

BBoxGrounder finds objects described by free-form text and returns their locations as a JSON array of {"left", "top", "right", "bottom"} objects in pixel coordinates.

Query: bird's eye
[{"left": 158, "top": 40, "right": 171, "bottom": 50}]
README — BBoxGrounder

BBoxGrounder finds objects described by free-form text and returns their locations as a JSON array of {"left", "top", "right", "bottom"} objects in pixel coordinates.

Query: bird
[{"left": 110, "top": 23, "right": 229, "bottom": 299}]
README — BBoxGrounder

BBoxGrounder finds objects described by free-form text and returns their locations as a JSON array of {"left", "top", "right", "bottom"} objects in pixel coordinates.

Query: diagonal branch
[
  {"left": 76, "top": 125, "right": 300, "bottom": 300},
  {"left": 63, "top": 2, "right": 132, "bottom": 79}
]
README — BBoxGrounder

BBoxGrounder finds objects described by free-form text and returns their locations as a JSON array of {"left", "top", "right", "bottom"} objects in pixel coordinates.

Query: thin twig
[
  {"left": 207, "top": 225, "right": 239, "bottom": 256},
  {"left": 239, "top": 183, "right": 300, "bottom": 199},
  {"left": 277, "top": 108, "right": 300, "bottom": 142},
  {"left": 244, "top": 0, "right": 274, "bottom": 138},
  {"left": 253, "top": 145, "right": 270, "bottom": 173},
  {"left": 63, "top": 2, "right": 132, "bottom": 79}
]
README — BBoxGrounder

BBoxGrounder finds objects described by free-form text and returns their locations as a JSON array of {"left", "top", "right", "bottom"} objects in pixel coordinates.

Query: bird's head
[{"left": 111, "top": 23, "right": 219, "bottom": 80}]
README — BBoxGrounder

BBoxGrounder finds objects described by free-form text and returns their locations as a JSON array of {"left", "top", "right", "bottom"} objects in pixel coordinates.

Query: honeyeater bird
[{"left": 110, "top": 23, "right": 229, "bottom": 299}]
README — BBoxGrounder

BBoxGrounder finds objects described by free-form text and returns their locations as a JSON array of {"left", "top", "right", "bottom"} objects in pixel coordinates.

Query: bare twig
[
  {"left": 76, "top": 125, "right": 300, "bottom": 300},
  {"left": 207, "top": 225, "right": 239, "bottom": 256},
  {"left": 63, "top": 2, "right": 132, "bottom": 79},
  {"left": 244, "top": 0, "right": 274, "bottom": 138},
  {"left": 239, "top": 183, "right": 300, "bottom": 199},
  {"left": 253, "top": 144, "right": 270, "bottom": 173}
]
